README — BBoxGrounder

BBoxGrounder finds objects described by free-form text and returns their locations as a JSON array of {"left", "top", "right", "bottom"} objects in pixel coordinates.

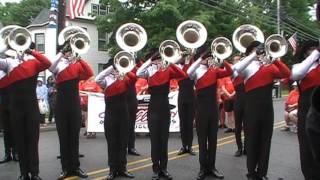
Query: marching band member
[
  {"left": 95, "top": 60, "right": 135, "bottom": 180},
  {"left": 0, "top": 47, "right": 51, "bottom": 180},
  {"left": 231, "top": 55, "right": 247, "bottom": 157},
  {"left": 291, "top": 41, "right": 320, "bottom": 179},
  {"left": 126, "top": 59, "right": 142, "bottom": 156},
  {"left": 187, "top": 47, "right": 232, "bottom": 180},
  {"left": 0, "top": 53, "right": 18, "bottom": 164},
  {"left": 49, "top": 43, "right": 93, "bottom": 179},
  {"left": 176, "top": 55, "right": 196, "bottom": 156},
  {"left": 136, "top": 49, "right": 186, "bottom": 180},
  {"left": 233, "top": 41, "right": 290, "bottom": 180}
]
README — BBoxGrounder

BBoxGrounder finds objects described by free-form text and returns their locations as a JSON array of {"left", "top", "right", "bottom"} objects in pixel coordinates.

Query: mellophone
[{"left": 0, "top": 20, "right": 289, "bottom": 72}]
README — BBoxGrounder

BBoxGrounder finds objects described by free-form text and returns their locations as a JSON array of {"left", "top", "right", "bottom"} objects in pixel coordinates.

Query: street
[{"left": 0, "top": 99, "right": 303, "bottom": 180}]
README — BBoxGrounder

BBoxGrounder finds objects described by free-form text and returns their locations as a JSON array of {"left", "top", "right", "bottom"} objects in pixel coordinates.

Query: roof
[{"left": 29, "top": 8, "right": 50, "bottom": 26}]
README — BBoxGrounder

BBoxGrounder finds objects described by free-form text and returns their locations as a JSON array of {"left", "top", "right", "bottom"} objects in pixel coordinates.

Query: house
[{"left": 27, "top": 0, "right": 110, "bottom": 79}]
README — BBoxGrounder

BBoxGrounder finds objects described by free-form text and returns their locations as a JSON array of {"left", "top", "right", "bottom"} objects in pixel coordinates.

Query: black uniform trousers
[
  {"left": 105, "top": 93, "right": 129, "bottom": 172},
  {"left": 55, "top": 79, "right": 81, "bottom": 172},
  {"left": 245, "top": 84, "right": 274, "bottom": 178},
  {"left": 127, "top": 85, "right": 138, "bottom": 149},
  {"left": 0, "top": 88, "right": 16, "bottom": 156},
  {"left": 298, "top": 87, "right": 320, "bottom": 179},
  {"left": 147, "top": 83, "right": 170, "bottom": 173},
  {"left": 8, "top": 77, "right": 40, "bottom": 175},
  {"left": 196, "top": 84, "right": 219, "bottom": 171},
  {"left": 178, "top": 79, "right": 194, "bottom": 148},
  {"left": 234, "top": 84, "right": 246, "bottom": 151}
]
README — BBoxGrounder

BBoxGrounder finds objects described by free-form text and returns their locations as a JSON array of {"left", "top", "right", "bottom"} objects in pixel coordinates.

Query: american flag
[
  {"left": 288, "top": 32, "right": 298, "bottom": 55},
  {"left": 68, "top": 0, "right": 86, "bottom": 19}
]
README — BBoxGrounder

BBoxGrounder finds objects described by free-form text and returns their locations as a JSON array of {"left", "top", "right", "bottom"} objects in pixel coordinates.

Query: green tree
[
  {"left": 96, "top": 0, "right": 319, "bottom": 63},
  {"left": 0, "top": 0, "right": 50, "bottom": 27}
]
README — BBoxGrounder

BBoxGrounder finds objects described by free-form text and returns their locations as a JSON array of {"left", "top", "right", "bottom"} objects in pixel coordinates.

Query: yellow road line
[{"left": 65, "top": 121, "right": 285, "bottom": 180}]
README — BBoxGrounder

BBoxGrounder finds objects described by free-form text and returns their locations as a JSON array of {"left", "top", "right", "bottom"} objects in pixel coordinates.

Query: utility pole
[{"left": 277, "top": 0, "right": 281, "bottom": 34}]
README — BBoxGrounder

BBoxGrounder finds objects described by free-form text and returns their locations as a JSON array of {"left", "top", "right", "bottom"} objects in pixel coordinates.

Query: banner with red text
[{"left": 87, "top": 91, "right": 180, "bottom": 133}]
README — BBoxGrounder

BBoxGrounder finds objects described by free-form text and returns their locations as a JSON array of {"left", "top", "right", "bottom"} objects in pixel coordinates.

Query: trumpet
[
  {"left": 113, "top": 51, "right": 135, "bottom": 79},
  {"left": 58, "top": 26, "right": 91, "bottom": 55},
  {"left": 232, "top": 24, "right": 264, "bottom": 53},
  {"left": 263, "top": 34, "right": 288, "bottom": 65},
  {"left": 211, "top": 37, "right": 233, "bottom": 66},
  {"left": 159, "top": 40, "right": 181, "bottom": 67},
  {"left": 176, "top": 20, "right": 207, "bottom": 54},
  {"left": 116, "top": 23, "right": 147, "bottom": 53}
]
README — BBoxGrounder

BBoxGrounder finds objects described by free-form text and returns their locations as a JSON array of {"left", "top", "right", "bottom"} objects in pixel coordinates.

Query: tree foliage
[
  {"left": 0, "top": 0, "right": 50, "bottom": 27},
  {"left": 97, "top": 0, "right": 319, "bottom": 64}
]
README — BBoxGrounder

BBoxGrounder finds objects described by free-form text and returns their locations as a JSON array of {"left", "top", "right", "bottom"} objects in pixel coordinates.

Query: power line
[
  {"left": 210, "top": 0, "right": 319, "bottom": 40},
  {"left": 202, "top": 0, "right": 318, "bottom": 40}
]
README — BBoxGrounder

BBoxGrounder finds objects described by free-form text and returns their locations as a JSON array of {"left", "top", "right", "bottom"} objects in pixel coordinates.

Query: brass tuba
[
  {"left": 232, "top": 24, "right": 264, "bottom": 53},
  {"left": 159, "top": 40, "right": 181, "bottom": 65},
  {"left": 176, "top": 20, "right": 207, "bottom": 54},
  {"left": 113, "top": 51, "right": 136, "bottom": 79},
  {"left": 8, "top": 27, "right": 32, "bottom": 53},
  {"left": 58, "top": 26, "right": 90, "bottom": 55},
  {"left": 211, "top": 37, "right": 233, "bottom": 66},
  {"left": 0, "top": 25, "right": 20, "bottom": 53},
  {"left": 116, "top": 23, "right": 147, "bottom": 53}
]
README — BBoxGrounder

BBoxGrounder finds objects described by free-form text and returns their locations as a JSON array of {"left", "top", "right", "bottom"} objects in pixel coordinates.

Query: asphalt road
[{"left": 0, "top": 99, "right": 303, "bottom": 180}]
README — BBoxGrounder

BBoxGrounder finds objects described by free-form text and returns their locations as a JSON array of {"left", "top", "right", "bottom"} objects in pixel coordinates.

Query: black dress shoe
[
  {"left": 243, "top": 149, "right": 247, "bottom": 155},
  {"left": 118, "top": 171, "right": 134, "bottom": 178},
  {"left": 57, "top": 171, "right": 69, "bottom": 180},
  {"left": 30, "top": 175, "right": 42, "bottom": 180},
  {"left": 18, "top": 174, "right": 30, "bottom": 180},
  {"left": 210, "top": 169, "right": 224, "bottom": 179},
  {"left": 0, "top": 155, "right": 12, "bottom": 164},
  {"left": 13, "top": 154, "right": 19, "bottom": 161},
  {"left": 128, "top": 148, "right": 140, "bottom": 156},
  {"left": 159, "top": 170, "right": 172, "bottom": 180},
  {"left": 196, "top": 170, "right": 207, "bottom": 180},
  {"left": 177, "top": 147, "right": 188, "bottom": 155},
  {"left": 224, "top": 128, "right": 233, "bottom": 133},
  {"left": 187, "top": 146, "right": 196, "bottom": 155},
  {"left": 234, "top": 149, "right": 242, "bottom": 157},
  {"left": 106, "top": 171, "right": 118, "bottom": 180},
  {"left": 70, "top": 168, "right": 88, "bottom": 178},
  {"left": 151, "top": 172, "right": 160, "bottom": 180}
]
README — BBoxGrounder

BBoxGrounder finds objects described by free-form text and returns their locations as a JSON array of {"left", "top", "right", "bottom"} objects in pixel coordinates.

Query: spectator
[
  {"left": 36, "top": 78, "right": 48, "bottom": 127},
  {"left": 221, "top": 76, "right": 236, "bottom": 133},
  {"left": 79, "top": 76, "right": 103, "bottom": 138},
  {"left": 47, "top": 76, "right": 57, "bottom": 124},
  {"left": 282, "top": 82, "right": 299, "bottom": 133},
  {"left": 217, "top": 79, "right": 226, "bottom": 129}
]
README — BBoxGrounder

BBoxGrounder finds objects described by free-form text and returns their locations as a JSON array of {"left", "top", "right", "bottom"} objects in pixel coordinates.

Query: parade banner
[{"left": 87, "top": 91, "right": 180, "bottom": 133}]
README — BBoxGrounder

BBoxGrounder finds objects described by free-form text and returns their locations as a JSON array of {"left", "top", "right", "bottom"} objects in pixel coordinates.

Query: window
[
  {"left": 35, "top": 33, "right": 45, "bottom": 53},
  {"left": 91, "top": 4, "right": 99, "bottom": 15},
  {"left": 91, "top": 3, "right": 109, "bottom": 16},
  {"left": 98, "top": 63, "right": 106, "bottom": 73},
  {"left": 98, "top": 31, "right": 108, "bottom": 51},
  {"left": 99, "top": 5, "right": 107, "bottom": 16}
]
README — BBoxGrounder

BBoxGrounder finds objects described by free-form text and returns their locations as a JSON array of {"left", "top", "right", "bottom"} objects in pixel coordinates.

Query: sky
[{"left": 1, "top": 0, "right": 21, "bottom": 4}]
